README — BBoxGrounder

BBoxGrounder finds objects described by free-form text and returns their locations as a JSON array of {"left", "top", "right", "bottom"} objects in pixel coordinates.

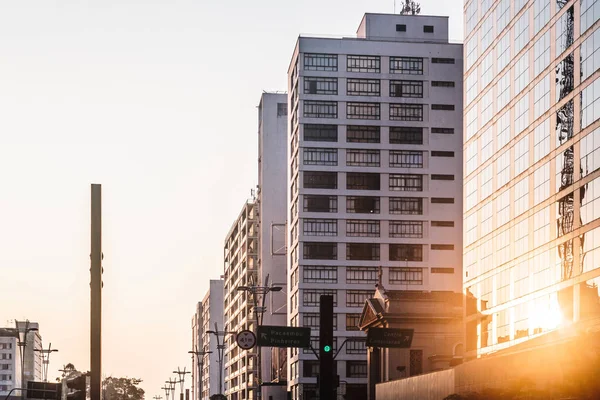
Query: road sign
[
  {"left": 257, "top": 325, "right": 311, "bottom": 348},
  {"left": 27, "top": 381, "right": 62, "bottom": 400},
  {"left": 366, "top": 328, "right": 414, "bottom": 348},
  {"left": 236, "top": 329, "right": 257, "bottom": 350}
]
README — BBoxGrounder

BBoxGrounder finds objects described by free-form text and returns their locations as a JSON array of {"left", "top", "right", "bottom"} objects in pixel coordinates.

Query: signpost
[
  {"left": 366, "top": 328, "right": 414, "bottom": 348},
  {"left": 257, "top": 326, "right": 311, "bottom": 348},
  {"left": 236, "top": 330, "right": 257, "bottom": 350}
]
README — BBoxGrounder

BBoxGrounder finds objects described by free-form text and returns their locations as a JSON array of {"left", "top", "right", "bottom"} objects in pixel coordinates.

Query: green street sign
[
  {"left": 366, "top": 328, "right": 414, "bottom": 348},
  {"left": 257, "top": 325, "right": 311, "bottom": 348}
]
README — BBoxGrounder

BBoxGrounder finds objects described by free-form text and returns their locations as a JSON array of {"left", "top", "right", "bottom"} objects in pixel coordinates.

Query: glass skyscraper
[{"left": 463, "top": 0, "right": 600, "bottom": 358}]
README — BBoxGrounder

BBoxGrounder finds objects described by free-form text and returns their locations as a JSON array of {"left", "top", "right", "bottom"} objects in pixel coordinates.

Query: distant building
[
  {"left": 286, "top": 12, "right": 463, "bottom": 399},
  {"left": 200, "top": 280, "right": 224, "bottom": 400},
  {"left": 191, "top": 304, "right": 201, "bottom": 400},
  {"left": 0, "top": 328, "right": 22, "bottom": 399},
  {"left": 15, "top": 322, "right": 42, "bottom": 385}
]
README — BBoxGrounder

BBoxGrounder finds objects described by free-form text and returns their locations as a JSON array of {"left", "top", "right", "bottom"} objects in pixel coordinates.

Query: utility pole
[
  {"left": 34, "top": 342, "right": 59, "bottom": 382},
  {"left": 172, "top": 367, "right": 189, "bottom": 400},
  {"left": 90, "top": 184, "right": 102, "bottom": 400},
  {"left": 319, "top": 295, "right": 334, "bottom": 399}
]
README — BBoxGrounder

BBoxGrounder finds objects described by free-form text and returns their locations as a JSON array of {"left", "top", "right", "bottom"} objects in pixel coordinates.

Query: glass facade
[{"left": 464, "top": 0, "right": 600, "bottom": 357}]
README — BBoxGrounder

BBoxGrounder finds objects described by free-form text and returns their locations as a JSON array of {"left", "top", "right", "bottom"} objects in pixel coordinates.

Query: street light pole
[
  {"left": 172, "top": 367, "right": 189, "bottom": 400},
  {"left": 188, "top": 348, "right": 212, "bottom": 400},
  {"left": 15, "top": 320, "right": 39, "bottom": 396},
  {"left": 34, "top": 343, "right": 58, "bottom": 382},
  {"left": 205, "top": 323, "right": 236, "bottom": 396}
]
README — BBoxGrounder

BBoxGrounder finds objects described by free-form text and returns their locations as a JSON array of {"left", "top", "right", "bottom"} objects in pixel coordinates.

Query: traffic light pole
[
  {"left": 90, "top": 184, "right": 102, "bottom": 400},
  {"left": 319, "top": 295, "right": 334, "bottom": 400}
]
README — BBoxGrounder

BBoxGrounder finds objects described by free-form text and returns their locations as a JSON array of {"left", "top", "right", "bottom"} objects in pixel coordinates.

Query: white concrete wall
[
  {"left": 357, "top": 14, "right": 449, "bottom": 43},
  {"left": 0, "top": 337, "right": 21, "bottom": 395},
  {"left": 201, "top": 280, "right": 224, "bottom": 399}
]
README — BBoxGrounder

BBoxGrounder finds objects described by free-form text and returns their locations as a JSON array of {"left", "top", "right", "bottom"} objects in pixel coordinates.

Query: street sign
[
  {"left": 27, "top": 381, "right": 62, "bottom": 400},
  {"left": 236, "top": 329, "right": 257, "bottom": 350},
  {"left": 366, "top": 328, "right": 414, "bottom": 348},
  {"left": 257, "top": 325, "right": 311, "bottom": 348}
]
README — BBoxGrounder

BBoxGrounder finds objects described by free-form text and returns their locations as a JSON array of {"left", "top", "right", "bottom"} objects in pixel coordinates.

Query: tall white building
[
  {"left": 0, "top": 329, "right": 22, "bottom": 398},
  {"left": 191, "top": 303, "right": 201, "bottom": 400},
  {"left": 286, "top": 13, "right": 463, "bottom": 399},
  {"left": 257, "top": 92, "right": 289, "bottom": 400},
  {"left": 15, "top": 322, "right": 42, "bottom": 386}
]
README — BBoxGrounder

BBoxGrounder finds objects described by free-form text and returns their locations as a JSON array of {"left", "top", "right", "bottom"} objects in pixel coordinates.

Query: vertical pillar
[
  {"left": 90, "top": 184, "right": 102, "bottom": 400},
  {"left": 368, "top": 347, "right": 380, "bottom": 400}
]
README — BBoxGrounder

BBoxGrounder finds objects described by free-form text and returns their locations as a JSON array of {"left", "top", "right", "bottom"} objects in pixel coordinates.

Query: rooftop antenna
[{"left": 394, "top": 0, "right": 396, "bottom": 14}]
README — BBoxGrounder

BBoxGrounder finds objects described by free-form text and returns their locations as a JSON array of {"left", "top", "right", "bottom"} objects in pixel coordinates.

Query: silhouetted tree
[
  {"left": 399, "top": 0, "right": 421, "bottom": 15},
  {"left": 103, "top": 377, "right": 144, "bottom": 400}
]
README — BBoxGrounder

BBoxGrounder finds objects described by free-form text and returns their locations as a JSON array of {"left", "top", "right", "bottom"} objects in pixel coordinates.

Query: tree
[
  {"left": 103, "top": 377, "right": 144, "bottom": 400},
  {"left": 399, "top": 0, "right": 421, "bottom": 15}
]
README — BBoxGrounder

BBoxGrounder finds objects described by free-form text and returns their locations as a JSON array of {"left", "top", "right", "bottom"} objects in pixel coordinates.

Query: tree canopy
[{"left": 399, "top": 0, "right": 421, "bottom": 15}]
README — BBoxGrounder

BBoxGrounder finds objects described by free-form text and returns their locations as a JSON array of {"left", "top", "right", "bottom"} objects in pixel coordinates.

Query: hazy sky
[{"left": 0, "top": 0, "right": 463, "bottom": 395}]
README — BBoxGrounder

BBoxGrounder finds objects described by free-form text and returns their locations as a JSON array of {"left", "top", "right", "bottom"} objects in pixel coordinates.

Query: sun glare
[{"left": 531, "top": 297, "right": 563, "bottom": 332}]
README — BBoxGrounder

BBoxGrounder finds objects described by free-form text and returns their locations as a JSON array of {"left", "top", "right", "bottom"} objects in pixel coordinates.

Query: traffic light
[
  {"left": 66, "top": 374, "right": 87, "bottom": 400},
  {"left": 319, "top": 295, "right": 334, "bottom": 399}
]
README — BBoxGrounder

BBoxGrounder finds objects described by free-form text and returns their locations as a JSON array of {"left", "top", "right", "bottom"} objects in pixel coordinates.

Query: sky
[{"left": 0, "top": 0, "right": 463, "bottom": 396}]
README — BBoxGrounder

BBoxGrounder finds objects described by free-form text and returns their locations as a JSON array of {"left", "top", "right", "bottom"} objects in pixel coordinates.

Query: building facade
[
  {"left": 15, "top": 322, "right": 42, "bottom": 386},
  {"left": 463, "top": 0, "right": 600, "bottom": 358},
  {"left": 223, "top": 202, "right": 260, "bottom": 400},
  {"left": 257, "top": 92, "right": 289, "bottom": 400},
  {"left": 287, "top": 13, "right": 464, "bottom": 399},
  {"left": 200, "top": 280, "right": 224, "bottom": 400},
  {"left": 0, "top": 329, "right": 22, "bottom": 398},
  {"left": 191, "top": 303, "right": 201, "bottom": 400}
]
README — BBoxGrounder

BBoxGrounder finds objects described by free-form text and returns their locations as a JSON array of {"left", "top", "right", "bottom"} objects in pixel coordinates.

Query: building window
[
  {"left": 431, "top": 81, "right": 455, "bottom": 87},
  {"left": 431, "top": 221, "right": 454, "bottom": 227},
  {"left": 303, "top": 124, "right": 338, "bottom": 142},
  {"left": 431, "top": 127, "right": 454, "bottom": 134},
  {"left": 431, "top": 197, "right": 454, "bottom": 204},
  {"left": 431, "top": 104, "right": 455, "bottom": 110},
  {"left": 347, "top": 55, "right": 381, "bottom": 73},
  {"left": 277, "top": 103, "right": 288, "bottom": 116},
  {"left": 410, "top": 350, "right": 423, "bottom": 376},
  {"left": 347, "top": 173, "right": 380, "bottom": 190},
  {"left": 303, "top": 195, "right": 337, "bottom": 212},
  {"left": 303, "top": 148, "right": 338, "bottom": 166},
  {"left": 389, "top": 267, "right": 423, "bottom": 284},
  {"left": 431, "top": 244, "right": 454, "bottom": 250},
  {"left": 389, "top": 244, "right": 423, "bottom": 261},
  {"left": 346, "top": 220, "right": 380, "bottom": 237},
  {"left": 346, "top": 243, "right": 380, "bottom": 261},
  {"left": 581, "top": 0, "right": 600, "bottom": 34},
  {"left": 423, "top": 25, "right": 434, "bottom": 33},
  {"left": 396, "top": 24, "right": 406, "bottom": 32},
  {"left": 346, "top": 290, "right": 372, "bottom": 307},
  {"left": 389, "top": 197, "right": 423, "bottom": 215},
  {"left": 303, "top": 219, "right": 337, "bottom": 236},
  {"left": 347, "top": 267, "right": 378, "bottom": 284},
  {"left": 389, "top": 127, "right": 423, "bottom": 144},
  {"left": 347, "top": 79, "right": 381, "bottom": 96},
  {"left": 346, "top": 339, "right": 367, "bottom": 354},
  {"left": 389, "top": 221, "right": 423, "bottom": 238},
  {"left": 346, "top": 125, "right": 380, "bottom": 143},
  {"left": 431, "top": 57, "right": 455, "bottom": 64},
  {"left": 304, "top": 100, "right": 337, "bottom": 118},
  {"left": 346, "top": 314, "right": 361, "bottom": 331},
  {"left": 304, "top": 53, "right": 338, "bottom": 71},
  {"left": 556, "top": 7, "right": 575, "bottom": 55},
  {"left": 303, "top": 242, "right": 337, "bottom": 260},
  {"left": 304, "top": 77, "right": 338, "bottom": 95},
  {"left": 346, "top": 196, "right": 380, "bottom": 214},
  {"left": 303, "top": 313, "right": 337, "bottom": 329},
  {"left": 347, "top": 102, "right": 380, "bottom": 120},
  {"left": 346, "top": 361, "right": 368, "bottom": 378},
  {"left": 431, "top": 151, "right": 454, "bottom": 157},
  {"left": 390, "top": 104, "right": 423, "bottom": 121},
  {"left": 389, "top": 174, "right": 423, "bottom": 191},
  {"left": 431, "top": 267, "right": 454, "bottom": 274},
  {"left": 303, "top": 171, "right": 337, "bottom": 189},
  {"left": 303, "top": 266, "right": 337, "bottom": 283},
  {"left": 346, "top": 149, "right": 380, "bottom": 167},
  {"left": 390, "top": 80, "right": 423, "bottom": 98},
  {"left": 303, "top": 289, "right": 338, "bottom": 307},
  {"left": 389, "top": 150, "right": 424, "bottom": 168},
  {"left": 390, "top": 57, "right": 423, "bottom": 74},
  {"left": 431, "top": 174, "right": 454, "bottom": 180}
]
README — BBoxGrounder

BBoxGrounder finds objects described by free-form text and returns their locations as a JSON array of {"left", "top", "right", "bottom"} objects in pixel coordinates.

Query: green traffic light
[{"left": 323, "top": 345, "right": 332, "bottom": 353}]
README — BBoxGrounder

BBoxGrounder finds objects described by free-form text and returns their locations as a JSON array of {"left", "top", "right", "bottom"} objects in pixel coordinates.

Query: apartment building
[
  {"left": 14, "top": 322, "right": 42, "bottom": 387},
  {"left": 223, "top": 202, "right": 259, "bottom": 400},
  {"left": 463, "top": 0, "right": 600, "bottom": 358},
  {"left": 191, "top": 303, "right": 201, "bottom": 400},
  {"left": 0, "top": 329, "right": 21, "bottom": 398},
  {"left": 287, "top": 13, "right": 463, "bottom": 399}
]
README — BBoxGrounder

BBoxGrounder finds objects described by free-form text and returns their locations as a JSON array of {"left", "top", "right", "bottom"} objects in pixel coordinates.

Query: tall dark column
[
  {"left": 367, "top": 347, "right": 381, "bottom": 400},
  {"left": 90, "top": 184, "right": 102, "bottom": 400}
]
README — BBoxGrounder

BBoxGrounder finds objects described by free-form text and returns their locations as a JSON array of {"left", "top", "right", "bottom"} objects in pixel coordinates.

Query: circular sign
[{"left": 236, "top": 330, "right": 256, "bottom": 350}]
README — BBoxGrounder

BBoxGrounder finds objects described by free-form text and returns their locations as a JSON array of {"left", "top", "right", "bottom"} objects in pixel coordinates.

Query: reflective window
[
  {"left": 480, "top": 126, "right": 494, "bottom": 164},
  {"left": 582, "top": 176, "right": 600, "bottom": 224},
  {"left": 496, "top": 189, "right": 511, "bottom": 227},
  {"left": 534, "top": 117, "right": 551, "bottom": 162},
  {"left": 466, "top": 35, "right": 479, "bottom": 70},
  {"left": 496, "top": 32, "right": 511, "bottom": 73},
  {"left": 580, "top": 126, "right": 600, "bottom": 177},
  {"left": 582, "top": 226, "right": 600, "bottom": 273},
  {"left": 495, "top": 228, "right": 511, "bottom": 266},
  {"left": 496, "top": 149, "right": 511, "bottom": 188},
  {"left": 479, "top": 51, "right": 494, "bottom": 90},
  {"left": 581, "top": 0, "right": 600, "bottom": 35},
  {"left": 496, "top": 0, "right": 511, "bottom": 34},
  {"left": 581, "top": 77, "right": 600, "bottom": 129},
  {"left": 466, "top": 176, "right": 478, "bottom": 211},
  {"left": 480, "top": 201, "right": 493, "bottom": 237},
  {"left": 466, "top": 70, "right": 478, "bottom": 106},
  {"left": 480, "top": 15, "right": 494, "bottom": 52},
  {"left": 533, "top": 206, "right": 550, "bottom": 248},
  {"left": 533, "top": 162, "right": 550, "bottom": 204},
  {"left": 556, "top": 53, "right": 575, "bottom": 102},
  {"left": 514, "top": 176, "right": 530, "bottom": 216},
  {"left": 555, "top": 7, "right": 575, "bottom": 55},
  {"left": 480, "top": 164, "right": 494, "bottom": 200},
  {"left": 515, "top": 0, "right": 528, "bottom": 13},
  {"left": 555, "top": 151, "right": 573, "bottom": 192},
  {"left": 514, "top": 135, "right": 530, "bottom": 176},
  {"left": 347, "top": 55, "right": 380, "bottom": 73},
  {"left": 534, "top": 31, "right": 551, "bottom": 77},
  {"left": 534, "top": 74, "right": 551, "bottom": 119},
  {"left": 496, "top": 71, "right": 511, "bottom": 110},
  {"left": 515, "top": 218, "right": 529, "bottom": 257},
  {"left": 534, "top": 0, "right": 550, "bottom": 34},
  {"left": 515, "top": 93, "right": 530, "bottom": 135},
  {"left": 514, "top": 53, "right": 530, "bottom": 96},
  {"left": 465, "top": 212, "right": 477, "bottom": 246},
  {"left": 557, "top": 99, "right": 575, "bottom": 145},
  {"left": 466, "top": 107, "right": 478, "bottom": 141},
  {"left": 480, "top": 90, "right": 494, "bottom": 127},
  {"left": 581, "top": 27, "right": 600, "bottom": 82},
  {"left": 514, "top": 11, "right": 530, "bottom": 55},
  {"left": 466, "top": 0, "right": 478, "bottom": 36},
  {"left": 481, "top": 0, "right": 493, "bottom": 17}
]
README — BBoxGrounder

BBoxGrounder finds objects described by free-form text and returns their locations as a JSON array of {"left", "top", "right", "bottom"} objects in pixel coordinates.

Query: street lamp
[
  {"left": 205, "top": 323, "right": 236, "bottom": 396},
  {"left": 172, "top": 367, "right": 189, "bottom": 400},
  {"left": 236, "top": 274, "right": 283, "bottom": 400},
  {"left": 34, "top": 343, "right": 58, "bottom": 382},
  {"left": 15, "top": 320, "right": 39, "bottom": 396},
  {"left": 165, "top": 378, "right": 178, "bottom": 400},
  {"left": 188, "top": 347, "right": 212, "bottom": 400}
]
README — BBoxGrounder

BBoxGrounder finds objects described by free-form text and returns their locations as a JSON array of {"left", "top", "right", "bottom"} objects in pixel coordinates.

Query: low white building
[{"left": 0, "top": 329, "right": 22, "bottom": 398}]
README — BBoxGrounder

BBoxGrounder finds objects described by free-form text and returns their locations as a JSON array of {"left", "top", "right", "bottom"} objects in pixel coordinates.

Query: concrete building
[
  {"left": 463, "top": 0, "right": 600, "bottom": 359},
  {"left": 15, "top": 322, "right": 42, "bottom": 387},
  {"left": 200, "top": 280, "right": 224, "bottom": 400},
  {"left": 0, "top": 329, "right": 22, "bottom": 399},
  {"left": 191, "top": 303, "right": 201, "bottom": 400},
  {"left": 286, "top": 13, "right": 463, "bottom": 399},
  {"left": 223, "top": 202, "right": 260, "bottom": 400},
  {"left": 257, "top": 92, "right": 289, "bottom": 400}
]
